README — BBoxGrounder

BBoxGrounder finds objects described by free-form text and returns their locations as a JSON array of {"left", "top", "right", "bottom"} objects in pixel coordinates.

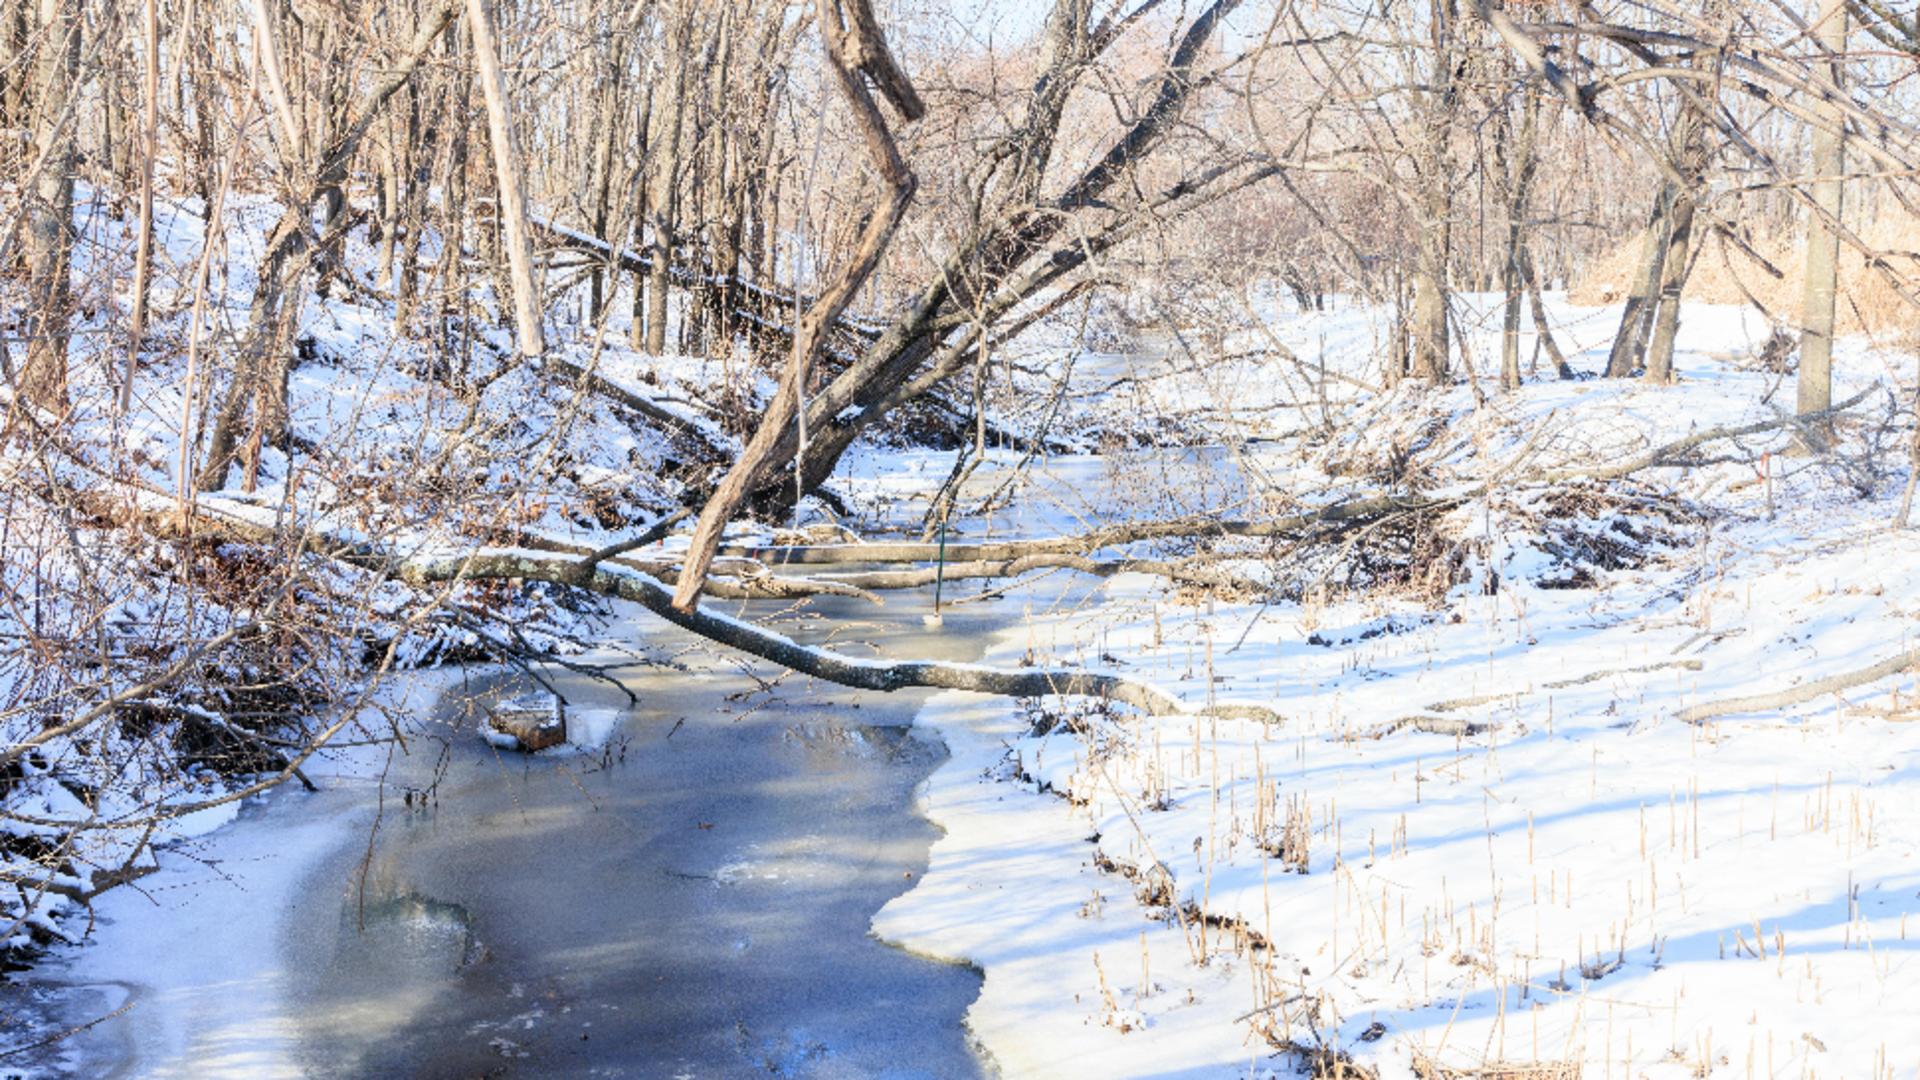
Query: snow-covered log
[{"left": 1677, "top": 646, "right": 1920, "bottom": 724}]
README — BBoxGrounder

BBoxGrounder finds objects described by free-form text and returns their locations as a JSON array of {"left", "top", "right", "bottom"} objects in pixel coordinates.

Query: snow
[
  {"left": 861, "top": 295, "right": 1920, "bottom": 1078},
  {"left": 3, "top": 669, "right": 469, "bottom": 1077},
  {"left": 560, "top": 706, "right": 623, "bottom": 754},
  {"left": 479, "top": 725, "right": 524, "bottom": 751}
]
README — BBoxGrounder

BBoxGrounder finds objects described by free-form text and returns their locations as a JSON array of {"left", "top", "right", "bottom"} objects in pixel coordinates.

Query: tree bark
[
  {"left": 643, "top": 1, "right": 691, "bottom": 356},
  {"left": 626, "top": 76, "right": 654, "bottom": 349},
  {"left": 1797, "top": 0, "right": 1847, "bottom": 444},
  {"left": 1643, "top": 69, "right": 1712, "bottom": 386},
  {"left": 585, "top": 35, "right": 623, "bottom": 324},
  {"left": 18, "top": 0, "right": 80, "bottom": 412},
  {"left": 1497, "top": 78, "right": 1539, "bottom": 391},
  {"left": 1521, "top": 245, "right": 1574, "bottom": 379},
  {"left": 1642, "top": 185, "right": 1696, "bottom": 385},
  {"left": 1605, "top": 184, "right": 1672, "bottom": 377},
  {"left": 465, "top": 0, "right": 544, "bottom": 357},
  {"left": 1409, "top": 0, "right": 1458, "bottom": 382},
  {"left": 1678, "top": 645, "right": 1920, "bottom": 724},
  {"left": 121, "top": 0, "right": 159, "bottom": 413}
]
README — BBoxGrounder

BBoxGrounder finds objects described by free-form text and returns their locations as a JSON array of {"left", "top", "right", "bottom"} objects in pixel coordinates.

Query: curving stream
[
  {"left": 280, "top": 594, "right": 1022, "bottom": 1079},
  {"left": 3, "top": 591, "right": 1044, "bottom": 1079}
]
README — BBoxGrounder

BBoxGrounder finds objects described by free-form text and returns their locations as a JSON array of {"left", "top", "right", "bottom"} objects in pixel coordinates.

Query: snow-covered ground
[
  {"left": 0, "top": 665, "right": 469, "bottom": 1078},
  {"left": 857, "top": 297, "right": 1920, "bottom": 1078}
]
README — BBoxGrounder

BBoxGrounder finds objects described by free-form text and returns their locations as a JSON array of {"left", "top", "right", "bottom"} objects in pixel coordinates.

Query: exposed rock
[{"left": 483, "top": 693, "right": 567, "bottom": 752}]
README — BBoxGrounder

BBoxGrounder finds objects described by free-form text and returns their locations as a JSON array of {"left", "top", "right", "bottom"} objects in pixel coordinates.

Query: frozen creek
[{"left": 7, "top": 593, "right": 1044, "bottom": 1079}]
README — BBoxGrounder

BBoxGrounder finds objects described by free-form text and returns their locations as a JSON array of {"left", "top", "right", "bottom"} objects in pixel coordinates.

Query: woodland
[{"left": 5, "top": 0, "right": 1920, "bottom": 1076}]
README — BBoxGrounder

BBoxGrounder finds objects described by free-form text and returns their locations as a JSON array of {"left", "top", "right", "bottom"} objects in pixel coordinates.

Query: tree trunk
[
  {"left": 1605, "top": 185, "right": 1673, "bottom": 377},
  {"left": 200, "top": 212, "right": 311, "bottom": 489},
  {"left": 585, "top": 36, "right": 623, "bottom": 324},
  {"left": 1797, "top": 0, "right": 1846, "bottom": 444},
  {"left": 375, "top": 114, "right": 403, "bottom": 290},
  {"left": 626, "top": 77, "right": 654, "bottom": 349},
  {"left": 395, "top": 54, "right": 441, "bottom": 333},
  {"left": 0, "top": 3, "right": 30, "bottom": 178},
  {"left": 101, "top": 16, "right": 130, "bottom": 195},
  {"left": 1521, "top": 244, "right": 1574, "bottom": 379},
  {"left": 1642, "top": 186, "right": 1696, "bottom": 385},
  {"left": 465, "top": 0, "right": 544, "bottom": 357},
  {"left": 18, "top": 0, "right": 81, "bottom": 412},
  {"left": 1497, "top": 78, "right": 1538, "bottom": 392},
  {"left": 670, "top": 0, "right": 925, "bottom": 612},
  {"left": 121, "top": 0, "right": 159, "bottom": 413},
  {"left": 1409, "top": 0, "right": 1457, "bottom": 382},
  {"left": 644, "top": 2, "right": 691, "bottom": 356},
  {"left": 1643, "top": 74, "right": 1711, "bottom": 387},
  {"left": 1410, "top": 257, "right": 1449, "bottom": 381}
]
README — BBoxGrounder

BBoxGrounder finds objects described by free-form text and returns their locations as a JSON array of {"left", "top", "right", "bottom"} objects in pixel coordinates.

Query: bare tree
[
  {"left": 120, "top": 0, "right": 160, "bottom": 413},
  {"left": 739, "top": 0, "right": 1263, "bottom": 513},
  {"left": 672, "top": 0, "right": 924, "bottom": 610},
  {"left": 466, "top": 0, "right": 544, "bottom": 358},
  {"left": 16, "top": 0, "right": 81, "bottom": 412},
  {"left": 200, "top": 2, "right": 462, "bottom": 490},
  {"left": 1409, "top": 0, "right": 1460, "bottom": 382},
  {"left": 1495, "top": 63, "right": 1541, "bottom": 391},
  {"left": 1798, "top": 0, "right": 1847, "bottom": 439},
  {"left": 1643, "top": 94, "right": 1709, "bottom": 386},
  {"left": 1603, "top": 185, "right": 1673, "bottom": 378},
  {"left": 640, "top": 0, "right": 691, "bottom": 355}
]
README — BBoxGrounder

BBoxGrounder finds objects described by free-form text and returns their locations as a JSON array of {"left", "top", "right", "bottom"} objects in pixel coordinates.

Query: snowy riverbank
[{"left": 867, "top": 300, "right": 1920, "bottom": 1079}]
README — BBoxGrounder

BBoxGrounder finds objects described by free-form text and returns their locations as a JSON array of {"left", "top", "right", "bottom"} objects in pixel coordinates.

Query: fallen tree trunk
[
  {"left": 540, "top": 353, "right": 730, "bottom": 461},
  {"left": 806, "top": 552, "right": 1269, "bottom": 596},
  {"left": 510, "top": 529, "right": 1263, "bottom": 598},
  {"left": 1677, "top": 646, "right": 1920, "bottom": 724},
  {"left": 79, "top": 477, "right": 1279, "bottom": 723},
  {"left": 1355, "top": 659, "right": 1706, "bottom": 740},
  {"left": 399, "top": 550, "right": 1282, "bottom": 722},
  {"left": 506, "top": 530, "right": 882, "bottom": 602},
  {"left": 722, "top": 492, "right": 1452, "bottom": 565}
]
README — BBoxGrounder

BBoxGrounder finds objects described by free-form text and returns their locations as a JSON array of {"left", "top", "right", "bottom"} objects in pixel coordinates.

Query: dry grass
[
  {"left": 1570, "top": 210, "right": 1920, "bottom": 340},
  {"left": 1412, "top": 1056, "right": 1580, "bottom": 1080}
]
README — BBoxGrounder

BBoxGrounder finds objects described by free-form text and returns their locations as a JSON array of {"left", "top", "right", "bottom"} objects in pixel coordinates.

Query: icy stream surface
[
  {"left": 293, "top": 599, "right": 1018, "bottom": 1078},
  {"left": 6, "top": 595, "right": 1047, "bottom": 1078}
]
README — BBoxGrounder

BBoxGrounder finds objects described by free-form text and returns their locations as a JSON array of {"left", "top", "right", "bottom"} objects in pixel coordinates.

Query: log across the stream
[{"left": 398, "top": 549, "right": 1284, "bottom": 724}]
